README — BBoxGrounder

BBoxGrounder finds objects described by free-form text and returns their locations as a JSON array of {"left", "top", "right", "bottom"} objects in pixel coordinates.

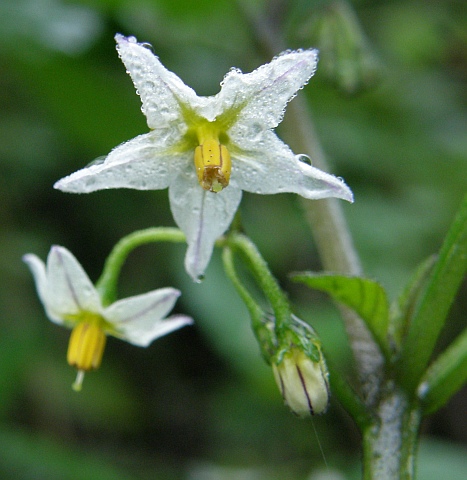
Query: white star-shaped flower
[
  {"left": 55, "top": 34, "right": 353, "bottom": 281},
  {"left": 23, "top": 245, "right": 192, "bottom": 390}
]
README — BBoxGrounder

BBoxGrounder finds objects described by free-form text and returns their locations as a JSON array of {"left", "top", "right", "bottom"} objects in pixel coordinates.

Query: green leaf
[
  {"left": 418, "top": 327, "right": 467, "bottom": 415},
  {"left": 389, "top": 254, "right": 437, "bottom": 347},
  {"left": 397, "top": 194, "right": 467, "bottom": 392},
  {"left": 292, "top": 273, "right": 390, "bottom": 356}
]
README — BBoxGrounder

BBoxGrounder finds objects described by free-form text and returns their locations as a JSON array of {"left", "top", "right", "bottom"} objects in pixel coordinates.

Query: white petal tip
[
  {"left": 339, "top": 183, "right": 354, "bottom": 203},
  {"left": 22, "top": 253, "right": 34, "bottom": 263},
  {"left": 185, "top": 256, "right": 208, "bottom": 284},
  {"left": 173, "top": 314, "right": 195, "bottom": 327},
  {"left": 54, "top": 173, "right": 99, "bottom": 194},
  {"left": 54, "top": 176, "right": 83, "bottom": 193},
  {"left": 342, "top": 188, "right": 354, "bottom": 203},
  {"left": 115, "top": 34, "right": 139, "bottom": 48},
  {"left": 53, "top": 178, "right": 68, "bottom": 191}
]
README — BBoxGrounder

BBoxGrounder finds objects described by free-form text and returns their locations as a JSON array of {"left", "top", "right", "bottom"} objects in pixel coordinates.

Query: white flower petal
[
  {"left": 216, "top": 49, "right": 318, "bottom": 132},
  {"left": 46, "top": 246, "right": 102, "bottom": 317},
  {"left": 230, "top": 132, "right": 353, "bottom": 202},
  {"left": 115, "top": 34, "right": 206, "bottom": 130},
  {"left": 104, "top": 288, "right": 192, "bottom": 346},
  {"left": 55, "top": 133, "right": 189, "bottom": 193},
  {"left": 23, "top": 253, "right": 64, "bottom": 325},
  {"left": 169, "top": 169, "right": 242, "bottom": 281}
]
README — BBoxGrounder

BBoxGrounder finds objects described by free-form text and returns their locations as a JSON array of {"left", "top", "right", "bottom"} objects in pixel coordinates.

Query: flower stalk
[
  {"left": 223, "top": 232, "right": 330, "bottom": 416},
  {"left": 224, "top": 232, "right": 291, "bottom": 332},
  {"left": 96, "top": 227, "right": 186, "bottom": 305}
]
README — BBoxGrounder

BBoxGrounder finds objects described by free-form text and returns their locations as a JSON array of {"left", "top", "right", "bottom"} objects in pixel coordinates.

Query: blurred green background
[{"left": 1, "top": 0, "right": 466, "bottom": 478}]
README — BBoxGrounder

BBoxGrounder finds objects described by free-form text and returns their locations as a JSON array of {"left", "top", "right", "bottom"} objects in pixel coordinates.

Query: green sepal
[
  {"left": 292, "top": 273, "right": 390, "bottom": 357},
  {"left": 274, "top": 315, "right": 322, "bottom": 365}
]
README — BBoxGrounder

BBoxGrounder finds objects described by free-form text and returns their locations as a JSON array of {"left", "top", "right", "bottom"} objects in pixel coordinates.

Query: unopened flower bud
[{"left": 273, "top": 347, "right": 330, "bottom": 416}]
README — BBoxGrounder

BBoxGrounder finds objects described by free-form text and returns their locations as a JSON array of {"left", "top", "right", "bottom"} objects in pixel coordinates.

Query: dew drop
[
  {"left": 141, "top": 42, "right": 154, "bottom": 53},
  {"left": 85, "top": 156, "right": 106, "bottom": 168},
  {"left": 297, "top": 154, "right": 312, "bottom": 165}
]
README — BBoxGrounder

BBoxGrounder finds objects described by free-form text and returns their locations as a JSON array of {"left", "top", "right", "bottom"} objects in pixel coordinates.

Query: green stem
[
  {"left": 222, "top": 246, "right": 276, "bottom": 362},
  {"left": 224, "top": 232, "right": 291, "bottom": 333},
  {"left": 362, "top": 389, "right": 421, "bottom": 480},
  {"left": 96, "top": 227, "right": 185, "bottom": 305},
  {"left": 221, "top": 246, "right": 264, "bottom": 324}
]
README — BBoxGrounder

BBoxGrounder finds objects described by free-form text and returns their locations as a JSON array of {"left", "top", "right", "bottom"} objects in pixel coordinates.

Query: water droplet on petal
[
  {"left": 296, "top": 154, "right": 312, "bottom": 165},
  {"left": 85, "top": 156, "right": 106, "bottom": 168},
  {"left": 141, "top": 42, "right": 154, "bottom": 53}
]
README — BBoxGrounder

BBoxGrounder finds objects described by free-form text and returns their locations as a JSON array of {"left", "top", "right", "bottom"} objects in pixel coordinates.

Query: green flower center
[{"left": 178, "top": 105, "right": 235, "bottom": 193}]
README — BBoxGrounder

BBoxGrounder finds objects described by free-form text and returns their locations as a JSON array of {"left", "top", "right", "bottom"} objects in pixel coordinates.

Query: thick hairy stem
[{"left": 362, "top": 388, "right": 421, "bottom": 479}]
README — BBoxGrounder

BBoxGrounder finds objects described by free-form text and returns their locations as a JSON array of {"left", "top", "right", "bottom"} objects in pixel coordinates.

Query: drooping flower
[
  {"left": 23, "top": 245, "right": 192, "bottom": 390},
  {"left": 55, "top": 34, "right": 353, "bottom": 281}
]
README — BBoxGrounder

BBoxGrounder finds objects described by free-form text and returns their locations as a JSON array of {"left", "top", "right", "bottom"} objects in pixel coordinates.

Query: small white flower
[
  {"left": 55, "top": 34, "right": 353, "bottom": 281},
  {"left": 23, "top": 245, "right": 192, "bottom": 390}
]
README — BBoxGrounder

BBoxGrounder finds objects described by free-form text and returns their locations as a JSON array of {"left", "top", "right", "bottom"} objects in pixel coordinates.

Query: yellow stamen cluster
[
  {"left": 67, "top": 319, "right": 107, "bottom": 391},
  {"left": 194, "top": 135, "right": 231, "bottom": 193}
]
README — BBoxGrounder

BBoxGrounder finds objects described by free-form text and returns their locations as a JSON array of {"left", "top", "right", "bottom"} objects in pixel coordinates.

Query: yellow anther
[
  {"left": 194, "top": 138, "right": 231, "bottom": 193},
  {"left": 67, "top": 320, "right": 106, "bottom": 391}
]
